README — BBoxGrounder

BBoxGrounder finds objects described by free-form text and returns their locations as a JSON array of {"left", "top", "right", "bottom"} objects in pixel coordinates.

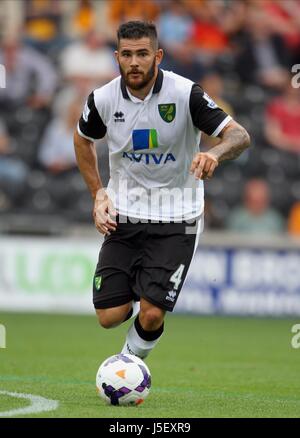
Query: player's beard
[{"left": 119, "top": 58, "right": 156, "bottom": 91}]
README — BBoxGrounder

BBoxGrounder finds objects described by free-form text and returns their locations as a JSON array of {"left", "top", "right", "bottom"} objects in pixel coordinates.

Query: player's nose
[{"left": 130, "top": 55, "right": 139, "bottom": 67}]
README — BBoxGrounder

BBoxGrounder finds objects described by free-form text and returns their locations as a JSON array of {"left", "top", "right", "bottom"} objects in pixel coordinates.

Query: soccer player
[{"left": 74, "top": 21, "right": 250, "bottom": 359}]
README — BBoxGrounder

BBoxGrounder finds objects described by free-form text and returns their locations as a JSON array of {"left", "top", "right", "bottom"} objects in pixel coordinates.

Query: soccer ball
[{"left": 96, "top": 353, "right": 151, "bottom": 406}]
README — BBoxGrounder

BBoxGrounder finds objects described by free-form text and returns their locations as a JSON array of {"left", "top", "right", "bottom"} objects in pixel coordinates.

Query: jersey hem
[{"left": 115, "top": 208, "right": 204, "bottom": 222}]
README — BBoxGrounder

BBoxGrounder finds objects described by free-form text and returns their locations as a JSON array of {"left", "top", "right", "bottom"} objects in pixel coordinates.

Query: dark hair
[{"left": 117, "top": 21, "right": 158, "bottom": 49}]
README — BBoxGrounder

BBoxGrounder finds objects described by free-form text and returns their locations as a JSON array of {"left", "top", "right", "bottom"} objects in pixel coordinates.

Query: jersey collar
[{"left": 121, "top": 68, "right": 163, "bottom": 100}]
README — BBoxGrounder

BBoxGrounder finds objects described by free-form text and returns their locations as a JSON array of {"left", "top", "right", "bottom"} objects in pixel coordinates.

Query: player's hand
[
  {"left": 93, "top": 189, "right": 117, "bottom": 235},
  {"left": 190, "top": 152, "right": 219, "bottom": 180}
]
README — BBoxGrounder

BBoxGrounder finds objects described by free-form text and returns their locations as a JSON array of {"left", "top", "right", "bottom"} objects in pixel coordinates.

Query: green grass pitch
[{"left": 0, "top": 312, "right": 299, "bottom": 418}]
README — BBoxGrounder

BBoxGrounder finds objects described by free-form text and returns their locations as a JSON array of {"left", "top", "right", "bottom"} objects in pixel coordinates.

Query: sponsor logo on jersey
[
  {"left": 166, "top": 290, "right": 177, "bottom": 302},
  {"left": 114, "top": 111, "right": 125, "bottom": 122},
  {"left": 203, "top": 93, "right": 218, "bottom": 109},
  {"left": 132, "top": 129, "right": 158, "bottom": 150},
  {"left": 158, "top": 103, "right": 176, "bottom": 123},
  {"left": 123, "top": 152, "right": 176, "bottom": 165}
]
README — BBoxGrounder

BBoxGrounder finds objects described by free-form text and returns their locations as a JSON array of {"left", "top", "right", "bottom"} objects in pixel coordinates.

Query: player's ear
[
  {"left": 156, "top": 48, "right": 163, "bottom": 66},
  {"left": 114, "top": 50, "right": 119, "bottom": 62}
]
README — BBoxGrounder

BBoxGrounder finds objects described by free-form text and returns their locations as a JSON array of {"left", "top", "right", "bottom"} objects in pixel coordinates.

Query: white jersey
[{"left": 78, "top": 69, "right": 231, "bottom": 221}]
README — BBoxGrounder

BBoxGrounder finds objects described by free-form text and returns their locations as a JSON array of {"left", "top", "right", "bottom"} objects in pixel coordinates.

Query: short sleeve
[
  {"left": 77, "top": 91, "right": 107, "bottom": 141},
  {"left": 189, "top": 84, "right": 232, "bottom": 137}
]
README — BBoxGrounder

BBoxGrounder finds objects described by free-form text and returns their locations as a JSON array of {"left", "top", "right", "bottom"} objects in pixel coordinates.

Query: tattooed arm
[
  {"left": 190, "top": 120, "right": 250, "bottom": 180},
  {"left": 209, "top": 120, "right": 250, "bottom": 162}
]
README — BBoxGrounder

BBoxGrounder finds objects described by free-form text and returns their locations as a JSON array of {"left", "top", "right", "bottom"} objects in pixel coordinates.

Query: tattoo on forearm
[{"left": 210, "top": 126, "right": 250, "bottom": 163}]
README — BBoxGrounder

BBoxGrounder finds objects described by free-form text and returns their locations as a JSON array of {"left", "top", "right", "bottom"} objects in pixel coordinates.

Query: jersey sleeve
[
  {"left": 77, "top": 91, "right": 107, "bottom": 141},
  {"left": 189, "top": 84, "right": 232, "bottom": 137}
]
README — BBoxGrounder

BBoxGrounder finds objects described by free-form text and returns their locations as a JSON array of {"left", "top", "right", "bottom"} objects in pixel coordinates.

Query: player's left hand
[{"left": 190, "top": 152, "right": 219, "bottom": 180}]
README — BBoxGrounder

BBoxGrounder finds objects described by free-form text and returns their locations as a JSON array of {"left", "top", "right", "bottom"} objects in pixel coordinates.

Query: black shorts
[{"left": 93, "top": 215, "right": 202, "bottom": 312}]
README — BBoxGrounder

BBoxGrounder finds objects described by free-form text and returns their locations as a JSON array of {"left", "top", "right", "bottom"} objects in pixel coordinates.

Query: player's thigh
[
  {"left": 135, "top": 219, "right": 202, "bottom": 312},
  {"left": 93, "top": 220, "right": 144, "bottom": 309}
]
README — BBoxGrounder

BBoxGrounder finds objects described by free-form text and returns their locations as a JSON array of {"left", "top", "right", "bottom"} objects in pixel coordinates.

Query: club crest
[{"left": 158, "top": 103, "right": 176, "bottom": 123}]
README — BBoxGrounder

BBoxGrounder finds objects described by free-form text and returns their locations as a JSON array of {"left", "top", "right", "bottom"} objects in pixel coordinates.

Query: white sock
[
  {"left": 131, "top": 300, "right": 140, "bottom": 319},
  {"left": 121, "top": 316, "right": 164, "bottom": 359},
  {"left": 123, "top": 300, "right": 140, "bottom": 322}
]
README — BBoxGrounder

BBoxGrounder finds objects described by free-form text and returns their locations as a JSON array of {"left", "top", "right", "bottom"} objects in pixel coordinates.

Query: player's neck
[{"left": 127, "top": 70, "right": 158, "bottom": 101}]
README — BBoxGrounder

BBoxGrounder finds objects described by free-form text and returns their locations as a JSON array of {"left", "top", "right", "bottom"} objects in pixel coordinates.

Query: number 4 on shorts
[{"left": 170, "top": 264, "right": 185, "bottom": 290}]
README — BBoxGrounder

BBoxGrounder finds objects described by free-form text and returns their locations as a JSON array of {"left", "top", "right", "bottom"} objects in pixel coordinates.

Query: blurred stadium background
[
  {"left": 0, "top": 0, "right": 300, "bottom": 418},
  {"left": 0, "top": 0, "right": 299, "bottom": 315}
]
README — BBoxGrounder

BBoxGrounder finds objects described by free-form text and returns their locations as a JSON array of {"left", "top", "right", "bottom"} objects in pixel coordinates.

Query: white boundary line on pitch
[{"left": 0, "top": 390, "right": 59, "bottom": 417}]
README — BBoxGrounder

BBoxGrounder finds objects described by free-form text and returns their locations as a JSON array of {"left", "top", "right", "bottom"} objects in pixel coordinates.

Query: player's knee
[
  {"left": 139, "top": 307, "right": 164, "bottom": 331},
  {"left": 96, "top": 310, "right": 120, "bottom": 329},
  {"left": 98, "top": 317, "right": 115, "bottom": 329}
]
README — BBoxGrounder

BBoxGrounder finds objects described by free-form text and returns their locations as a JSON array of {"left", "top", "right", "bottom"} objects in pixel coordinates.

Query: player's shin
[{"left": 121, "top": 315, "right": 164, "bottom": 359}]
